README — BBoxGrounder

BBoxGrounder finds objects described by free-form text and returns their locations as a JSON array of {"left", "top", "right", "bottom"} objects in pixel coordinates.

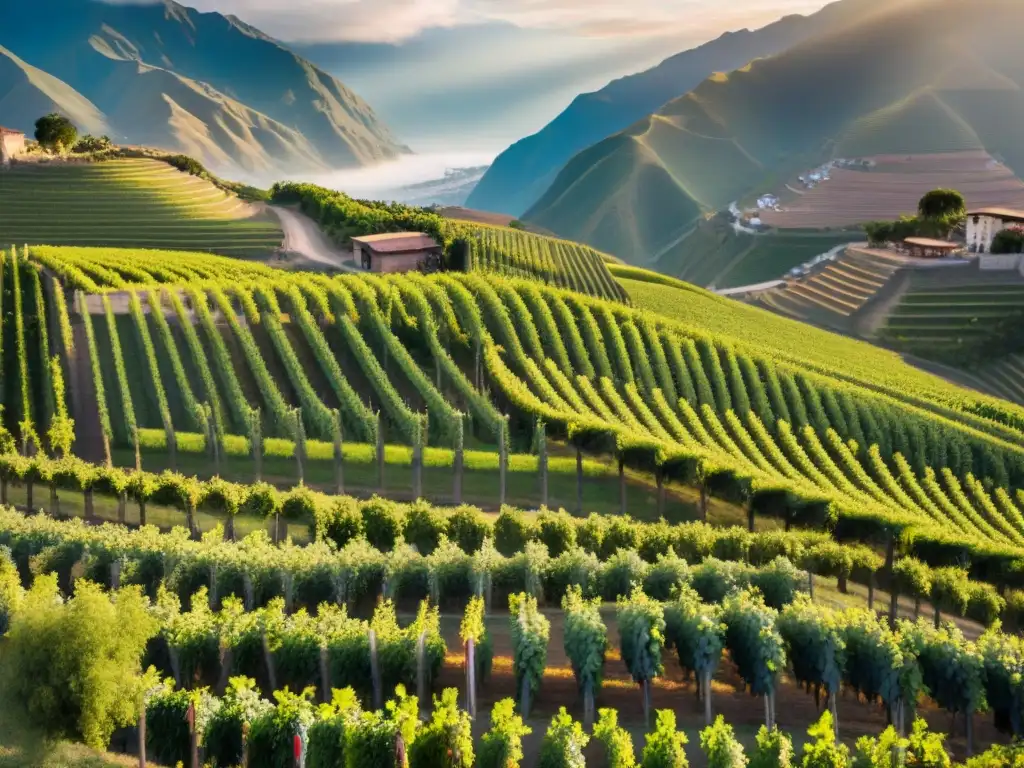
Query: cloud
[{"left": 172, "top": 0, "right": 829, "bottom": 43}]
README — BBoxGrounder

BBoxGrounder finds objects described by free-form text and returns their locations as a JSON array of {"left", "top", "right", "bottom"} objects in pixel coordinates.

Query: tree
[
  {"left": 0, "top": 575, "right": 158, "bottom": 749},
  {"left": 918, "top": 189, "right": 966, "bottom": 221},
  {"left": 34, "top": 113, "right": 78, "bottom": 153},
  {"left": 991, "top": 227, "right": 1024, "bottom": 255}
]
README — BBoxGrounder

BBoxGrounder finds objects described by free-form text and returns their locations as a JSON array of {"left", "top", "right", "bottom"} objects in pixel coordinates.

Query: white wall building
[{"left": 967, "top": 208, "right": 1024, "bottom": 270}]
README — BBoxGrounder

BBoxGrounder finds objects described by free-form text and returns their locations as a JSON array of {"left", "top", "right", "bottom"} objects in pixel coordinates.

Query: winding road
[{"left": 266, "top": 205, "right": 360, "bottom": 272}]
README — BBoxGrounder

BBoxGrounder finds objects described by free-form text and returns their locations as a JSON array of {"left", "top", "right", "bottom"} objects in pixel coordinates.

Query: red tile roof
[
  {"left": 352, "top": 232, "right": 439, "bottom": 254},
  {"left": 0, "top": 126, "right": 24, "bottom": 136},
  {"left": 968, "top": 207, "right": 1024, "bottom": 221}
]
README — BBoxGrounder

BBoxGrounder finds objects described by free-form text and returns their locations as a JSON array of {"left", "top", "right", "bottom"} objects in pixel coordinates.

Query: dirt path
[
  {"left": 265, "top": 205, "right": 360, "bottom": 271},
  {"left": 68, "top": 321, "right": 106, "bottom": 463}
]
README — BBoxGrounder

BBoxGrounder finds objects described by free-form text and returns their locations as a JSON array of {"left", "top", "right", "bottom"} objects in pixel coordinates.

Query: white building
[
  {"left": 0, "top": 126, "right": 25, "bottom": 165},
  {"left": 966, "top": 207, "right": 1024, "bottom": 270},
  {"left": 757, "top": 194, "right": 779, "bottom": 209}
]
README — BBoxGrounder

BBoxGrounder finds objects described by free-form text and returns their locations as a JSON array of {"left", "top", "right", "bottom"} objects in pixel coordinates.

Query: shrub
[
  {"left": 146, "top": 686, "right": 210, "bottom": 767},
  {"left": 404, "top": 500, "right": 448, "bottom": 555},
  {"left": 799, "top": 712, "right": 848, "bottom": 768},
  {"left": 476, "top": 699, "right": 531, "bottom": 768},
  {"left": 750, "top": 557, "right": 805, "bottom": 610},
  {"left": 494, "top": 507, "right": 538, "bottom": 556},
  {"left": 601, "top": 549, "right": 650, "bottom": 601},
  {"left": 446, "top": 506, "right": 490, "bottom": 553},
  {"left": 509, "top": 592, "right": 549, "bottom": 714},
  {"left": 750, "top": 726, "right": 793, "bottom": 768},
  {"left": 692, "top": 558, "right": 750, "bottom": 604},
  {"left": 342, "top": 686, "right": 418, "bottom": 768},
  {"left": 361, "top": 497, "right": 404, "bottom": 552},
  {"left": 562, "top": 586, "right": 607, "bottom": 706},
  {"left": 537, "top": 508, "right": 577, "bottom": 557},
  {"left": 316, "top": 497, "right": 363, "bottom": 549},
  {"left": 537, "top": 708, "right": 589, "bottom": 768},
  {"left": 545, "top": 547, "right": 601, "bottom": 603},
  {"left": 700, "top": 716, "right": 747, "bottom": 768},
  {"left": 643, "top": 549, "right": 691, "bottom": 601},
  {"left": 641, "top": 710, "right": 689, "bottom": 768},
  {"left": 1, "top": 576, "right": 158, "bottom": 748},
  {"left": 203, "top": 677, "right": 273, "bottom": 768},
  {"left": 966, "top": 583, "right": 1005, "bottom": 627},
  {"left": 594, "top": 708, "right": 637, "bottom": 768},
  {"left": 408, "top": 688, "right": 473, "bottom": 767},
  {"left": 247, "top": 688, "right": 316, "bottom": 768},
  {"left": 307, "top": 688, "right": 362, "bottom": 768}
]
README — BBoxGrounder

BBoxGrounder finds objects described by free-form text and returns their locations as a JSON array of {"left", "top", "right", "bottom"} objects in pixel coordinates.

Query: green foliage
[
  {"left": 641, "top": 710, "right": 690, "bottom": 768},
  {"left": 537, "top": 508, "right": 578, "bottom": 557},
  {"left": 617, "top": 587, "right": 666, "bottom": 684},
  {"left": 750, "top": 557, "right": 805, "bottom": 610},
  {"left": 537, "top": 708, "right": 589, "bottom": 768},
  {"left": 777, "top": 596, "right": 844, "bottom": 700},
  {"left": 799, "top": 712, "right": 848, "bottom": 768},
  {"left": 476, "top": 699, "right": 532, "bottom": 768},
  {"left": 991, "top": 227, "right": 1024, "bottom": 255},
  {"left": 446, "top": 506, "right": 491, "bottom": 553},
  {"left": 750, "top": 726, "right": 793, "bottom": 768},
  {"left": 403, "top": 500, "right": 448, "bottom": 555},
  {"left": 204, "top": 677, "right": 275, "bottom": 768},
  {"left": 852, "top": 719, "right": 950, "bottom": 768},
  {"left": 247, "top": 688, "right": 316, "bottom": 768},
  {"left": 664, "top": 587, "right": 724, "bottom": 682},
  {"left": 722, "top": 590, "right": 785, "bottom": 697},
  {"left": 509, "top": 592, "right": 550, "bottom": 702},
  {"left": 495, "top": 508, "right": 539, "bottom": 557},
  {"left": 1, "top": 576, "right": 158, "bottom": 749},
  {"left": 362, "top": 497, "right": 404, "bottom": 552},
  {"left": 595, "top": 708, "right": 637, "bottom": 768},
  {"left": 408, "top": 689, "right": 473, "bottom": 768},
  {"left": 700, "top": 716, "right": 747, "bottom": 768},
  {"left": 344, "top": 688, "right": 419, "bottom": 768},
  {"left": 918, "top": 189, "right": 966, "bottom": 221},
  {"left": 34, "top": 113, "right": 78, "bottom": 152},
  {"left": 562, "top": 585, "right": 607, "bottom": 697},
  {"left": 459, "top": 596, "right": 492, "bottom": 684},
  {"left": 307, "top": 688, "right": 362, "bottom": 768}
]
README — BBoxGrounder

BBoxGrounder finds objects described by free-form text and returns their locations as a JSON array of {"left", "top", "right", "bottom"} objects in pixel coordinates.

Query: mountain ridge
[
  {"left": 466, "top": 0, "right": 886, "bottom": 216},
  {"left": 0, "top": 0, "right": 407, "bottom": 174},
  {"left": 522, "top": 0, "right": 1024, "bottom": 266}
]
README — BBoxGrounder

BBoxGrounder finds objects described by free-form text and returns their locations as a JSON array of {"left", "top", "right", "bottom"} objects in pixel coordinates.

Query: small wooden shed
[
  {"left": 352, "top": 232, "right": 441, "bottom": 273},
  {"left": 903, "top": 237, "right": 961, "bottom": 259}
]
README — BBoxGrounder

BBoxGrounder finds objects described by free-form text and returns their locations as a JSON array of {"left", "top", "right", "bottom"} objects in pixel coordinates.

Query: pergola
[{"left": 903, "top": 237, "right": 962, "bottom": 259}]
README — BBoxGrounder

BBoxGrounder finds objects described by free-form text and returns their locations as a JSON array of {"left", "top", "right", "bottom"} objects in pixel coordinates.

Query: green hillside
[
  {"left": 524, "top": 0, "right": 1024, "bottom": 265},
  {"left": 0, "top": 160, "right": 281, "bottom": 255},
  {"left": 0, "top": 0, "right": 406, "bottom": 174},
  {"left": 4, "top": 244, "right": 1023, "bottom": 591}
]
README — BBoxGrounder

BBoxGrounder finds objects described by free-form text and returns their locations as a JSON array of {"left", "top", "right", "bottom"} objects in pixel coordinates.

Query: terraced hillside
[
  {"left": 877, "top": 268, "right": 1024, "bottom": 363},
  {"left": 6, "top": 245, "right": 1024, "bottom": 586},
  {"left": 761, "top": 152, "right": 1024, "bottom": 229},
  {"left": 972, "top": 356, "right": 1024, "bottom": 407},
  {"left": 0, "top": 159, "right": 282, "bottom": 256},
  {"left": 756, "top": 247, "right": 905, "bottom": 330}
]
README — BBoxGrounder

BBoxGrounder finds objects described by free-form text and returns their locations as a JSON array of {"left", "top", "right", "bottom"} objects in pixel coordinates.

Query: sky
[{"left": 174, "top": 0, "right": 831, "bottom": 45}]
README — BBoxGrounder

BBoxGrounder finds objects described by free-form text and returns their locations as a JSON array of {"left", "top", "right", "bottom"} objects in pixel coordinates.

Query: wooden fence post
[
  {"left": 413, "top": 414, "right": 425, "bottom": 501},
  {"left": 376, "top": 413, "right": 385, "bottom": 493},
  {"left": 537, "top": 420, "right": 548, "bottom": 508},
  {"left": 333, "top": 410, "right": 344, "bottom": 495}
]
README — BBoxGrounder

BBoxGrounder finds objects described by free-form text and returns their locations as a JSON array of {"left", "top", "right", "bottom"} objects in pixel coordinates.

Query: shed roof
[
  {"left": 968, "top": 207, "right": 1024, "bottom": 222},
  {"left": 904, "top": 237, "right": 960, "bottom": 249},
  {"left": 352, "top": 232, "right": 439, "bottom": 254}
]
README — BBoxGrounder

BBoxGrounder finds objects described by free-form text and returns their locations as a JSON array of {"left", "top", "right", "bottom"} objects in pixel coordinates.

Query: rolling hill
[
  {"left": 0, "top": 0, "right": 407, "bottom": 174},
  {"left": 523, "top": 0, "right": 1024, "bottom": 265},
  {"left": 466, "top": 0, "right": 885, "bottom": 217}
]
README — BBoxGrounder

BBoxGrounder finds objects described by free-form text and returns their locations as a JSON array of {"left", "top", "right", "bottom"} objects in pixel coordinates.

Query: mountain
[
  {"left": 0, "top": 45, "right": 108, "bottom": 136},
  {"left": 466, "top": 0, "right": 885, "bottom": 217},
  {"left": 0, "top": 0, "right": 407, "bottom": 173},
  {"left": 523, "top": 0, "right": 1024, "bottom": 264}
]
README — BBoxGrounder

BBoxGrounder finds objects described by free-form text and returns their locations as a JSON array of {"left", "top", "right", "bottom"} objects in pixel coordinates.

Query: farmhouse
[
  {"left": 352, "top": 232, "right": 442, "bottom": 273},
  {"left": 967, "top": 207, "right": 1024, "bottom": 269},
  {"left": 0, "top": 126, "right": 25, "bottom": 164}
]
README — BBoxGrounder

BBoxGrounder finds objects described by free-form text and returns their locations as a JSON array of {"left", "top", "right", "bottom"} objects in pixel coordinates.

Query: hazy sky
[{"left": 178, "top": 0, "right": 831, "bottom": 44}]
